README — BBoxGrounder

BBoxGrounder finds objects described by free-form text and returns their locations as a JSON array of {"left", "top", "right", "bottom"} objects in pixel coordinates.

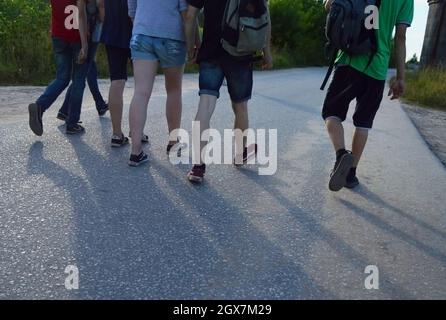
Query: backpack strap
[{"left": 320, "top": 50, "right": 338, "bottom": 91}]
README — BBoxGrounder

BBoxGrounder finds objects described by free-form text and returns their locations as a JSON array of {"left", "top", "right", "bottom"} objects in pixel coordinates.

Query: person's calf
[
  {"left": 351, "top": 127, "right": 369, "bottom": 167},
  {"left": 325, "top": 117, "right": 346, "bottom": 152}
]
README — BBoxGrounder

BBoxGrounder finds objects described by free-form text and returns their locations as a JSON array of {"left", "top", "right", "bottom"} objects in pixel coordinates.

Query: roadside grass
[{"left": 402, "top": 68, "right": 446, "bottom": 111}]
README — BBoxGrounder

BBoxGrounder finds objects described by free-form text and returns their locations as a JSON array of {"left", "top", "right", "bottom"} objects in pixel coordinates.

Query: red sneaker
[{"left": 187, "top": 164, "right": 206, "bottom": 183}]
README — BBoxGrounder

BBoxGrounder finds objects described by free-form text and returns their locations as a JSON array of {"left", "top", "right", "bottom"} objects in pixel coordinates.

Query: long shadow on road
[{"left": 26, "top": 133, "right": 335, "bottom": 299}]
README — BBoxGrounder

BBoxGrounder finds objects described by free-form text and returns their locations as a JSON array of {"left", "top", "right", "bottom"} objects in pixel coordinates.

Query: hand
[
  {"left": 187, "top": 47, "right": 199, "bottom": 64},
  {"left": 77, "top": 45, "right": 88, "bottom": 64},
  {"left": 388, "top": 79, "right": 405, "bottom": 100},
  {"left": 262, "top": 50, "right": 273, "bottom": 70}
]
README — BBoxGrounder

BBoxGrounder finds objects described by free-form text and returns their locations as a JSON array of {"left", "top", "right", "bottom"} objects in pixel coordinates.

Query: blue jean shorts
[
  {"left": 130, "top": 34, "right": 186, "bottom": 68},
  {"left": 199, "top": 54, "right": 253, "bottom": 103}
]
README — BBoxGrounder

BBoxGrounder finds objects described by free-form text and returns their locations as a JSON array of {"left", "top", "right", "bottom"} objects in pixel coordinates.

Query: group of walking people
[{"left": 27, "top": 0, "right": 413, "bottom": 191}]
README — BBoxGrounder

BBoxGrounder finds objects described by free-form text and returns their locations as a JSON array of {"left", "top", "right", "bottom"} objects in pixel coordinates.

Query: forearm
[
  {"left": 77, "top": 0, "right": 88, "bottom": 48},
  {"left": 184, "top": 11, "right": 198, "bottom": 53},
  {"left": 395, "top": 37, "right": 406, "bottom": 81}
]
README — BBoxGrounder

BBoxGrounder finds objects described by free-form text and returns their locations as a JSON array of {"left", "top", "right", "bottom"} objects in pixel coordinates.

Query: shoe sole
[
  {"left": 234, "top": 152, "right": 257, "bottom": 167},
  {"left": 345, "top": 180, "right": 360, "bottom": 189},
  {"left": 28, "top": 103, "right": 43, "bottom": 136},
  {"left": 187, "top": 174, "right": 203, "bottom": 184},
  {"left": 329, "top": 153, "right": 354, "bottom": 192},
  {"left": 128, "top": 158, "right": 149, "bottom": 167},
  {"left": 66, "top": 130, "right": 85, "bottom": 135},
  {"left": 111, "top": 142, "right": 129, "bottom": 148}
]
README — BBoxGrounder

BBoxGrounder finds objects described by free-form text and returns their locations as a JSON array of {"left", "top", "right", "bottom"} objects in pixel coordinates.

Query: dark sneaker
[
  {"left": 28, "top": 103, "right": 43, "bottom": 136},
  {"left": 187, "top": 164, "right": 206, "bottom": 183},
  {"left": 57, "top": 112, "right": 67, "bottom": 121},
  {"left": 329, "top": 151, "right": 355, "bottom": 192},
  {"left": 345, "top": 169, "right": 360, "bottom": 189},
  {"left": 97, "top": 104, "right": 109, "bottom": 117},
  {"left": 128, "top": 151, "right": 149, "bottom": 167},
  {"left": 66, "top": 124, "right": 85, "bottom": 135},
  {"left": 234, "top": 143, "right": 258, "bottom": 166},
  {"left": 111, "top": 134, "right": 129, "bottom": 148}
]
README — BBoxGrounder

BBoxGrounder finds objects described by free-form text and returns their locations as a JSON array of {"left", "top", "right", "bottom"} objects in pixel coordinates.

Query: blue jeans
[
  {"left": 36, "top": 37, "right": 89, "bottom": 126},
  {"left": 59, "top": 42, "right": 106, "bottom": 116}
]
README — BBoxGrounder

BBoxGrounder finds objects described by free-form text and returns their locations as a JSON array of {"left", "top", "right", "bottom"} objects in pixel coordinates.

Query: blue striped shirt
[{"left": 128, "top": 0, "right": 189, "bottom": 42}]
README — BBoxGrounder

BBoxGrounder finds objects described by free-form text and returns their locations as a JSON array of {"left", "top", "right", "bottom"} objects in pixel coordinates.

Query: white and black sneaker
[
  {"left": 111, "top": 134, "right": 130, "bottom": 148},
  {"left": 128, "top": 151, "right": 149, "bottom": 167}
]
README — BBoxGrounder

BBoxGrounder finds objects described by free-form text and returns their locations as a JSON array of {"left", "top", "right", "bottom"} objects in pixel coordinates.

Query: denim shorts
[
  {"left": 199, "top": 55, "right": 253, "bottom": 103},
  {"left": 130, "top": 34, "right": 186, "bottom": 68}
]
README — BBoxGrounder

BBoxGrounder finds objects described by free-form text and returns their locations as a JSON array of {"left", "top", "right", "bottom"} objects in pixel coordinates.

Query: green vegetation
[
  {"left": 403, "top": 68, "right": 446, "bottom": 111},
  {"left": 0, "top": 0, "right": 327, "bottom": 85}
]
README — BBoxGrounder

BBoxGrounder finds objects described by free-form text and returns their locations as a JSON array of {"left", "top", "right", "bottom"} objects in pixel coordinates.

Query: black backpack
[{"left": 320, "top": 0, "right": 381, "bottom": 90}]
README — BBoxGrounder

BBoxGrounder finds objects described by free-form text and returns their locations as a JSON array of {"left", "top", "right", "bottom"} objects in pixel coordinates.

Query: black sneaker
[
  {"left": 97, "top": 104, "right": 109, "bottom": 117},
  {"left": 28, "top": 103, "right": 43, "bottom": 136},
  {"left": 345, "top": 169, "right": 360, "bottom": 189},
  {"left": 111, "top": 134, "right": 129, "bottom": 148},
  {"left": 329, "top": 150, "right": 355, "bottom": 192},
  {"left": 57, "top": 112, "right": 67, "bottom": 121},
  {"left": 128, "top": 151, "right": 149, "bottom": 167},
  {"left": 66, "top": 124, "right": 85, "bottom": 135}
]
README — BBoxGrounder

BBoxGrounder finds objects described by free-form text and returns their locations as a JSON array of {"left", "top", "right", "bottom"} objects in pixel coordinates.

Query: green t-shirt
[{"left": 337, "top": 0, "right": 414, "bottom": 80}]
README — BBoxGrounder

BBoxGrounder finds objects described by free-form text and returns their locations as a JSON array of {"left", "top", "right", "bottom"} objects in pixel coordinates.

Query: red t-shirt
[{"left": 51, "top": 0, "right": 81, "bottom": 43}]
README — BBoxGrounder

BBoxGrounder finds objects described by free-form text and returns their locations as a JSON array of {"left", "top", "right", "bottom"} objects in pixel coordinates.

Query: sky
[{"left": 406, "top": 0, "right": 429, "bottom": 60}]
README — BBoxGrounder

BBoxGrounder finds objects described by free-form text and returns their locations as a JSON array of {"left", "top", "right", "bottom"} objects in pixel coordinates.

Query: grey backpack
[{"left": 221, "top": 0, "right": 270, "bottom": 57}]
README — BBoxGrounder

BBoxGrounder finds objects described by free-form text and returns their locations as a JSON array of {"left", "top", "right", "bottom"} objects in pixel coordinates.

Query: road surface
[{"left": 0, "top": 68, "right": 445, "bottom": 299}]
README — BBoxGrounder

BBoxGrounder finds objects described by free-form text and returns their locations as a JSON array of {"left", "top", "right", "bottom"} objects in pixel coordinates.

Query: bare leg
[
  {"left": 231, "top": 101, "right": 249, "bottom": 151},
  {"left": 129, "top": 60, "right": 158, "bottom": 155},
  {"left": 164, "top": 66, "right": 184, "bottom": 143},
  {"left": 108, "top": 79, "right": 126, "bottom": 137},
  {"left": 193, "top": 94, "right": 218, "bottom": 165},
  {"left": 351, "top": 128, "right": 369, "bottom": 167},
  {"left": 325, "top": 118, "right": 346, "bottom": 152}
]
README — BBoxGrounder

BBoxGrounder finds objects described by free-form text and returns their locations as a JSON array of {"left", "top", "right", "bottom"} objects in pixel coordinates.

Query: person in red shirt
[{"left": 28, "top": 0, "right": 89, "bottom": 135}]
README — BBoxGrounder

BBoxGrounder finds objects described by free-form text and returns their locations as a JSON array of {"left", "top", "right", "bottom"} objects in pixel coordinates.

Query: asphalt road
[{"left": 0, "top": 68, "right": 445, "bottom": 299}]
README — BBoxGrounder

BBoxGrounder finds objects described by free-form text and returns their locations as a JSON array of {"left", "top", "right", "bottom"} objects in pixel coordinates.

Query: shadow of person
[
  {"left": 148, "top": 159, "right": 335, "bottom": 299},
  {"left": 351, "top": 183, "right": 446, "bottom": 241},
  {"left": 236, "top": 164, "right": 414, "bottom": 299}
]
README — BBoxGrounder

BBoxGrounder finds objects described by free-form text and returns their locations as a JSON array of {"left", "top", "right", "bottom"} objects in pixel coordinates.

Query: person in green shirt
[{"left": 322, "top": 0, "right": 414, "bottom": 192}]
